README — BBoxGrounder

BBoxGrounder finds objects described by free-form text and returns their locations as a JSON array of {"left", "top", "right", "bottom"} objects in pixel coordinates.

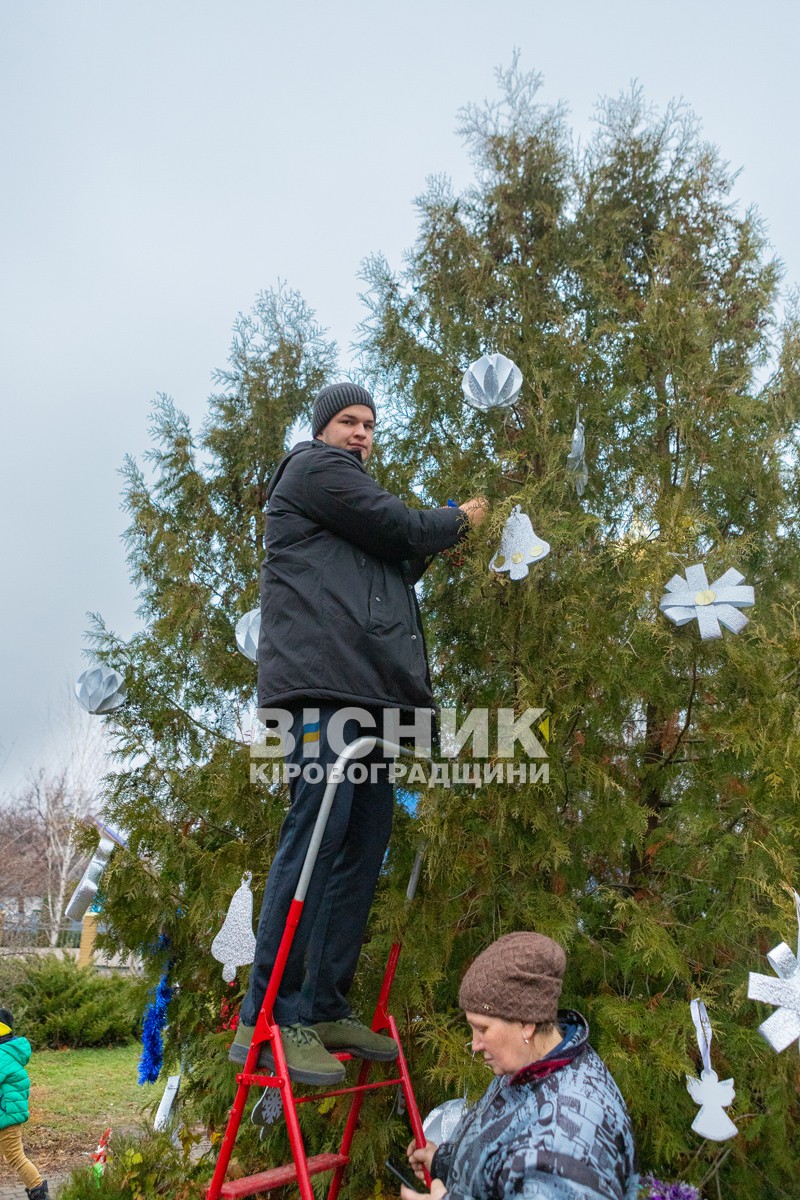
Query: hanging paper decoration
[
  {"left": 235, "top": 608, "right": 261, "bottom": 663},
  {"left": 423, "top": 1098, "right": 468, "bottom": 1144},
  {"left": 490, "top": 506, "right": 550, "bottom": 581},
  {"left": 748, "top": 890, "right": 800, "bottom": 1053},
  {"left": 75, "top": 665, "right": 127, "bottom": 714},
  {"left": 252, "top": 1086, "right": 284, "bottom": 1128},
  {"left": 566, "top": 407, "right": 588, "bottom": 497},
  {"left": 139, "top": 936, "right": 174, "bottom": 1084},
  {"left": 462, "top": 353, "right": 522, "bottom": 411},
  {"left": 684, "top": 1000, "right": 737, "bottom": 1140},
  {"left": 211, "top": 874, "right": 257, "bottom": 982},
  {"left": 659, "top": 564, "right": 754, "bottom": 640},
  {"left": 65, "top": 822, "right": 126, "bottom": 921}
]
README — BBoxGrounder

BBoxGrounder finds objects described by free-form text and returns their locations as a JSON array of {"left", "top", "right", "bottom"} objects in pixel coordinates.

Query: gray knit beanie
[
  {"left": 458, "top": 932, "right": 566, "bottom": 1023},
  {"left": 312, "top": 382, "right": 376, "bottom": 437}
]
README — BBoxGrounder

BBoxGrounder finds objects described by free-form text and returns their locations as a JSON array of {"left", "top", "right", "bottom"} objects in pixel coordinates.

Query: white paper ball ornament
[
  {"left": 75, "top": 665, "right": 127, "bottom": 714},
  {"left": 462, "top": 354, "right": 523, "bottom": 411}
]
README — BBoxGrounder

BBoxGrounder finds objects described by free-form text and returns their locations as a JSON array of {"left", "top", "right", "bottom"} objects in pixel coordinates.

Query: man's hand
[
  {"left": 406, "top": 1137, "right": 437, "bottom": 1180},
  {"left": 459, "top": 496, "right": 489, "bottom": 528}
]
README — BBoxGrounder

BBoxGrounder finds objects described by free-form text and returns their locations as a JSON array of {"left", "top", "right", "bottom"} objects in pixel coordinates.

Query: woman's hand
[
  {"left": 400, "top": 1182, "right": 447, "bottom": 1200},
  {"left": 406, "top": 1137, "right": 438, "bottom": 1180}
]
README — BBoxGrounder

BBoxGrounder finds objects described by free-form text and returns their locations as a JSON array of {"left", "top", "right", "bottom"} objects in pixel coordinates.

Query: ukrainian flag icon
[{"left": 302, "top": 719, "right": 321, "bottom": 756}]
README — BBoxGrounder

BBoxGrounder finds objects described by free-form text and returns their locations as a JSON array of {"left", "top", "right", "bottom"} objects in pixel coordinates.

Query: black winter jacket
[{"left": 256, "top": 440, "right": 466, "bottom": 711}]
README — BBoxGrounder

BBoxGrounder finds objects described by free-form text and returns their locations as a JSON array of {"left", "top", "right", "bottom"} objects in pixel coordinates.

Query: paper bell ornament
[
  {"left": 748, "top": 890, "right": 800, "bottom": 1053},
  {"left": 422, "top": 1098, "right": 467, "bottom": 1144},
  {"left": 566, "top": 407, "right": 588, "bottom": 496},
  {"left": 685, "top": 1000, "right": 736, "bottom": 1141},
  {"left": 462, "top": 353, "right": 523, "bottom": 411},
  {"left": 490, "top": 506, "right": 550, "bottom": 580},
  {"left": 75, "top": 665, "right": 127, "bottom": 714},
  {"left": 235, "top": 608, "right": 260, "bottom": 663},
  {"left": 211, "top": 874, "right": 257, "bottom": 982},
  {"left": 659, "top": 564, "right": 754, "bottom": 640}
]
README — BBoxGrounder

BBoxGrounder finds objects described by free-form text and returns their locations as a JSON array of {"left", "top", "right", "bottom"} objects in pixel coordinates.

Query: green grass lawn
[{"left": 29, "top": 1042, "right": 156, "bottom": 1141}]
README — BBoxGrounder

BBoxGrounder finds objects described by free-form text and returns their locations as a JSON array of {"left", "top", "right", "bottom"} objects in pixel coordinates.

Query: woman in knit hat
[{"left": 402, "top": 932, "right": 638, "bottom": 1200}]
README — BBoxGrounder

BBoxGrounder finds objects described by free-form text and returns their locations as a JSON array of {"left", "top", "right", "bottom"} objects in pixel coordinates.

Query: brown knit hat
[{"left": 458, "top": 931, "right": 566, "bottom": 1023}]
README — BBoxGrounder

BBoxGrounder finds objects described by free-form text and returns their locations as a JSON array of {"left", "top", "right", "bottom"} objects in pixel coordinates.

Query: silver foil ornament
[
  {"left": 235, "top": 608, "right": 261, "bottom": 663},
  {"left": 566, "top": 407, "right": 588, "bottom": 496},
  {"left": 685, "top": 1000, "right": 737, "bottom": 1141},
  {"left": 422, "top": 1098, "right": 467, "bottom": 1144},
  {"left": 748, "top": 890, "right": 800, "bottom": 1053},
  {"left": 490, "top": 506, "right": 550, "bottom": 581},
  {"left": 75, "top": 665, "right": 127, "bottom": 714},
  {"left": 659, "top": 564, "right": 754, "bottom": 640},
  {"left": 211, "top": 873, "right": 257, "bottom": 983},
  {"left": 462, "top": 354, "right": 522, "bottom": 411}
]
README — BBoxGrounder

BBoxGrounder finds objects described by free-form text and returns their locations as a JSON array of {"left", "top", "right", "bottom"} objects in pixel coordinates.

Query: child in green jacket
[{"left": 0, "top": 1008, "right": 48, "bottom": 1199}]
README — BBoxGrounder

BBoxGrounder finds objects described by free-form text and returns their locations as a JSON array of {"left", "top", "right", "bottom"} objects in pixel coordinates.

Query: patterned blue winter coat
[
  {"left": 431, "top": 1012, "right": 638, "bottom": 1200},
  {"left": 0, "top": 1034, "right": 32, "bottom": 1130}
]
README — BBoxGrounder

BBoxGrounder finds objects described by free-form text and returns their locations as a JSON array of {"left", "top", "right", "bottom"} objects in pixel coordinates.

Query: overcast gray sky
[{"left": 1, "top": 0, "right": 798, "bottom": 790}]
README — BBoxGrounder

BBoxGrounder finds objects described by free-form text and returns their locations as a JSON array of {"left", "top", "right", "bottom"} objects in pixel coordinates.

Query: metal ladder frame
[{"left": 206, "top": 736, "right": 432, "bottom": 1199}]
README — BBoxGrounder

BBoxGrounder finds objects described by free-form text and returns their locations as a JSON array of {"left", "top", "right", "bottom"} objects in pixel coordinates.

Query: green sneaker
[
  {"left": 310, "top": 1016, "right": 399, "bottom": 1062},
  {"left": 228, "top": 1022, "right": 345, "bottom": 1085}
]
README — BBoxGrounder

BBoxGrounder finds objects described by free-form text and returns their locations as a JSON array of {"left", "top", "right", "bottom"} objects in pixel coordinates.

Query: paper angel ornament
[
  {"left": 490, "top": 506, "right": 550, "bottom": 580},
  {"left": 75, "top": 665, "right": 127, "bottom": 714},
  {"left": 685, "top": 998, "right": 736, "bottom": 1140},
  {"left": 235, "top": 608, "right": 261, "bottom": 663},
  {"left": 659, "top": 564, "right": 754, "bottom": 640},
  {"left": 748, "top": 890, "right": 800, "bottom": 1053},
  {"left": 211, "top": 874, "right": 257, "bottom": 983},
  {"left": 462, "top": 353, "right": 523, "bottom": 411},
  {"left": 566, "top": 408, "right": 588, "bottom": 496},
  {"left": 423, "top": 1098, "right": 467, "bottom": 1144}
]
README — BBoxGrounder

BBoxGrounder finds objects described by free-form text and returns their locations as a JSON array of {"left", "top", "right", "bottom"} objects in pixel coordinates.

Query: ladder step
[{"left": 218, "top": 1153, "right": 349, "bottom": 1197}]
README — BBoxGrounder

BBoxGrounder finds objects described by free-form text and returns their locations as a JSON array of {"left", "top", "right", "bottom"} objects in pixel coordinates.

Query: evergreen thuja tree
[
  {"left": 86, "top": 287, "right": 337, "bottom": 1114},
  {"left": 358, "top": 62, "right": 800, "bottom": 1197}
]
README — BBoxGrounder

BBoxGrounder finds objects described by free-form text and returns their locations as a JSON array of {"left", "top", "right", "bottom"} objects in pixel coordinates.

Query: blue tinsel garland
[{"left": 138, "top": 938, "right": 174, "bottom": 1085}]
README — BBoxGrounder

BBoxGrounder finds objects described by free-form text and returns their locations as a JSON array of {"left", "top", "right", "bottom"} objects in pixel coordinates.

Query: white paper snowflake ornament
[
  {"left": 75, "top": 665, "right": 127, "bottom": 714},
  {"left": 252, "top": 1086, "right": 283, "bottom": 1128},
  {"left": 566, "top": 407, "right": 588, "bottom": 497},
  {"left": 685, "top": 1000, "right": 737, "bottom": 1141},
  {"left": 462, "top": 354, "right": 523, "bottom": 411},
  {"left": 748, "top": 890, "right": 800, "bottom": 1053},
  {"left": 490, "top": 506, "right": 550, "bottom": 580},
  {"left": 423, "top": 1098, "right": 467, "bottom": 1144},
  {"left": 659, "top": 564, "right": 754, "bottom": 640},
  {"left": 211, "top": 874, "right": 257, "bottom": 983},
  {"left": 235, "top": 608, "right": 261, "bottom": 663}
]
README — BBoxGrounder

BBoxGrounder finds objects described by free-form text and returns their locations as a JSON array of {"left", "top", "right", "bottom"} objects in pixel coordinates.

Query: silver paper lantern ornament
[
  {"left": 659, "top": 564, "right": 754, "bottom": 640},
  {"left": 748, "top": 890, "right": 800, "bottom": 1054},
  {"left": 490, "top": 506, "right": 550, "bottom": 581},
  {"left": 75, "top": 665, "right": 127, "bottom": 714},
  {"left": 462, "top": 353, "right": 523, "bottom": 411},
  {"left": 235, "top": 608, "right": 261, "bottom": 663},
  {"left": 211, "top": 873, "right": 257, "bottom": 983},
  {"left": 685, "top": 1000, "right": 737, "bottom": 1141},
  {"left": 422, "top": 1098, "right": 467, "bottom": 1145},
  {"left": 566, "top": 407, "right": 588, "bottom": 497}
]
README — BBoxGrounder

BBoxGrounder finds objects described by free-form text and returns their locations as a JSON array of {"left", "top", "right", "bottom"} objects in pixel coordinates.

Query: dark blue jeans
[{"left": 241, "top": 706, "right": 394, "bottom": 1027}]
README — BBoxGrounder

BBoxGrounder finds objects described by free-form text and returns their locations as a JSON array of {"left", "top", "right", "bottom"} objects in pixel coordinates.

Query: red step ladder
[{"left": 206, "top": 738, "right": 432, "bottom": 1200}]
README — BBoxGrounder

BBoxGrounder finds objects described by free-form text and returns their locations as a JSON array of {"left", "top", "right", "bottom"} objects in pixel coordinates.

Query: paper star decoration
[
  {"left": 566, "top": 407, "right": 588, "bottom": 496},
  {"left": 462, "top": 353, "right": 523, "bottom": 411},
  {"left": 659, "top": 564, "right": 754, "bottom": 640},
  {"left": 235, "top": 608, "right": 261, "bottom": 663},
  {"left": 685, "top": 1000, "right": 736, "bottom": 1141},
  {"left": 748, "top": 890, "right": 800, "bottom": 1053},
  {"left": 490, "top": 506, "right": 550, "bottom": 580},
  {"left": 211, "top": 873, "right": 257, "bottom": 982}
]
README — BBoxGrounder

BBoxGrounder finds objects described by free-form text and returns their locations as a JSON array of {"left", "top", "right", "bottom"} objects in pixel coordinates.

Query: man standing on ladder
[{"left": 229, "top": 382, "right": 488, "bottom": 1085}]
